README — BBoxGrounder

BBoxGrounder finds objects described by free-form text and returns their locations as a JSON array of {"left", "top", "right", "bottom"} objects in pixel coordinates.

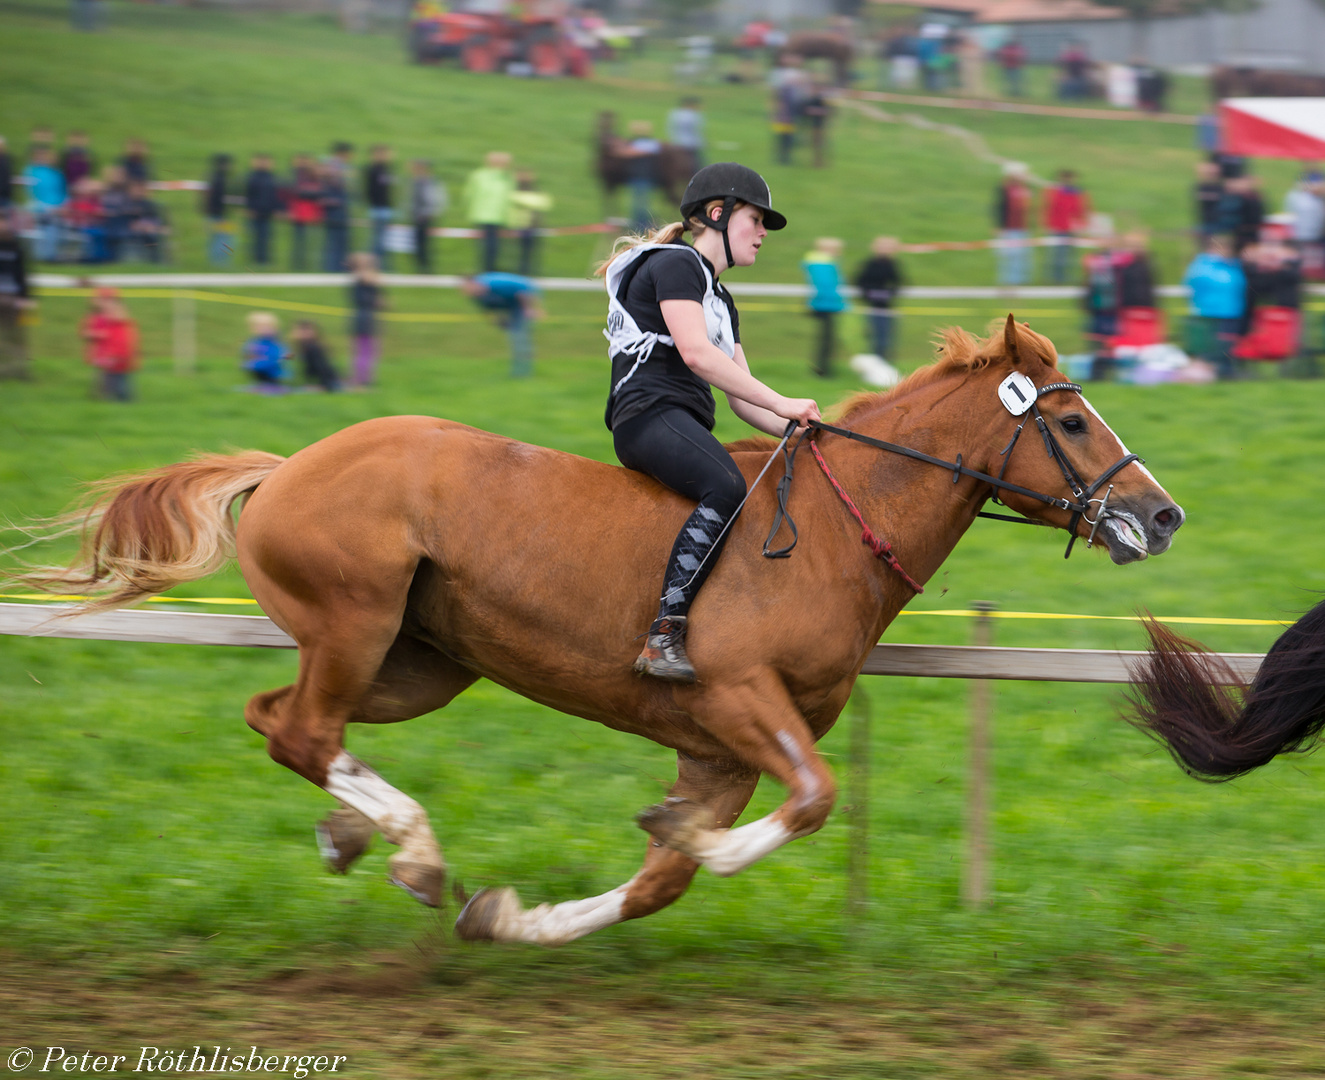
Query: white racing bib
[{"left": 603, "top": 244, "right": 736, "bottom": 397}]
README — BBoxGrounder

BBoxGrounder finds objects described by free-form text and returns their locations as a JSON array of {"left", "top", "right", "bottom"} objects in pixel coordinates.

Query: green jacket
[
  {"left": 506, "top": 189, "right": 553, "bottom": 231},
  {"left": 463, "top": 166, "right": 514, "bottom": 226}
]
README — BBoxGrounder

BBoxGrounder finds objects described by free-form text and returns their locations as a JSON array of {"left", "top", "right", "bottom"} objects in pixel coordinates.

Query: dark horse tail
[
  {"left": 9, "top": 451, "right": 286, "bottom": 614},
  {"left": 1129, "top": 599, "right": 1325, "bottom": 781}
]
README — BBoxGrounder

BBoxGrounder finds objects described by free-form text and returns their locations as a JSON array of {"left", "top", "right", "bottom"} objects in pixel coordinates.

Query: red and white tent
[{"left": 1219, "top": 98, "right": 1325, "bottom": 160}]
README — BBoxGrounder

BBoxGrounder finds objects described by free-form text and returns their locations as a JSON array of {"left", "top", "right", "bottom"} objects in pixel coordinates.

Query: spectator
[
  {"left": 320, "top": 161, "right": 351, "bottom": 272},
  {"left": 1057, "top": 41, "right": 1089, "bottom": 100},
  {"left": 1283, "top": 171, "right": 1324, "bottom": 274},
  {"left": 23, "top": 146, "right": 66, "bottom": 262},
  {"left": 329, "top": 141, "right": 355, "bottom": 181},
  {"left": 507, "top": 171, "right": 552, "bottom": 277},
  {"left": 60, "top": 131, "right": 95, "bottom": 189},
  {"left": 203, "top": 153, "right": 233, "bottom": 267},
  {"left": 770, "top": 53, "right": 807, "bottom": 164},
  {"left": 460, "top": 271, "right": 542, "bottom": 378},
  {"left": 286, "top": 154, "right": 323, "bottom": 272},
  {"left": 241, "top": 312, "right": 289, "bottom": 391},
  {"left": 347, "top": 252, "right": 384, "bottom": 387},
  {"left": 81, "top": 288, "right": 139, "bottom": 401},
  {"left": 855, "top": 235, "right": 905, "bottom": 361},
  {"left": 463, "top": 151, "right": 514, "bottom": 272},
  {"left": 0, "top": 137, "right": 12, "bottom": 210},
  {"left": 1134, "top": 63, "right": 1168, "bottom": 113},
  {"left": 1193, "top": 161, "right": 1224, "bottom": 243},
  {"left": 624, "top": 121, "right": 662, "bottom": 233},
  {"left": 0, "top": 211, "right": 32, "bottom": 380},
  {"left": 802, "top": 80, "right": 832, "bottom": 169},
  {"left": 1081, "top": 224, "right": 1124, "bottom": 375},
  {"left": 1217, "top": 174, "right": 1265, "bottom": 254},
  {"left": 244, "top": 154, "right": 280, "bottom": 266},
  {"left": 407, "top": 159, "right": 445, "bottom": 275},
  {"left": 1118, "top": 230, "right": 1157, "bottom": 309},
  {"left": 993, "top": 161, "right": 1033, "bottom": 287},
  {"left": 291, "top": 320, "right": 341, "bottom": 392},
  {"left": 1042, "top": 169, "right": 1090, "bottom": 284},
  {"left": 1235, "top": 231, "right": 1303, "bottom": 362},
  {"left": 120, "top": 138, "right": 151, "bottom": 184},
  {"left": 98, "top": 165, "right": 130, "bottom": 263},
  {"left": 667, "top": 96, "right": 706, "bottom": 173},
  {"left": 65, "top": 177, "right": 107, "bottom": 262},
  {"left": 123, "top": 180, "right": 166, "bottom": 263},
  {"left": 884, "top": 31, "right": 919, "bottom": 91},
  {"left": 994, "top": 39, "right": 1026, "bottom": 97},
  {"left": 363, "top": 144, "right": 395, "bottom": 268},
  {"left": 803, "top": 236, "right": 845, "bottom": 377},
  {"left": 1183, "top": 235, "right": 1246, "bottom": 379}
]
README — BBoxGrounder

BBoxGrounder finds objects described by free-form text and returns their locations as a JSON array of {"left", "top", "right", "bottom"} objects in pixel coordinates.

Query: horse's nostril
[{"left": 1152, "top": 506, "right": 1182, "bottom": 533}]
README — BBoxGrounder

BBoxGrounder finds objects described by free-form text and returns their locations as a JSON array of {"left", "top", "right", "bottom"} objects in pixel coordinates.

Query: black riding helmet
[{"left": 679, "top": 162, "right": 787, "bottom": 231}]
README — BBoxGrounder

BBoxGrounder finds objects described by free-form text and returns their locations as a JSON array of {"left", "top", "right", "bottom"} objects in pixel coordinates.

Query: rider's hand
[{"left": 779, "top": 396, "right": 821, "bottom": 430}]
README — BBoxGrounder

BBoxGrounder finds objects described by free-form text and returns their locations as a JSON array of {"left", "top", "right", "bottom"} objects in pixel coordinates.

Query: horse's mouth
[{"left": 1099, "top": 511, "right": 1150, "bottom": 564}]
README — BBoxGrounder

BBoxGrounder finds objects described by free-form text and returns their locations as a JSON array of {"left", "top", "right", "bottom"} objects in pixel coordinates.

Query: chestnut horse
[{"left": 24, "top": 318, "right": 1183, "bottom": 946}]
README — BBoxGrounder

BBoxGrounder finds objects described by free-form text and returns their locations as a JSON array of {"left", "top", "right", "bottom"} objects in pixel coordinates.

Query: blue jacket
[
  {"left": 1184, "top": 254, "right": 1246, "bottom": 319},
  {"left": 803, "top": 252, "right": 846, "bottom": 313},
  {"left": 243, "top": 335, "right": 288, "bottom": 380},
  {"left": 23, "top": 164, "right": 65, "bottom": 209}
]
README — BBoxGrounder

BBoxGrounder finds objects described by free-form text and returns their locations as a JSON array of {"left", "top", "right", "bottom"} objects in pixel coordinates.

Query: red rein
[{"left": 809, "top": 440, "right": 925, "bottom": 594}]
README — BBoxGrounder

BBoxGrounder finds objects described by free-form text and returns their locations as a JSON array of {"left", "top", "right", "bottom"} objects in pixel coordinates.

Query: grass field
[{"left": 6, "top": 5, "right": 1325, "bottom": 1078}]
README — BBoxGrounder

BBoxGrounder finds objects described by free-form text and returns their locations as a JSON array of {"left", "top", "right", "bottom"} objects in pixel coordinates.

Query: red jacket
[
  {"left": 82, "top": 313, "right": 140, "bottom": 374},
  {"left": 1044, "top": 184, "right": 1090, "bottom": 233}
]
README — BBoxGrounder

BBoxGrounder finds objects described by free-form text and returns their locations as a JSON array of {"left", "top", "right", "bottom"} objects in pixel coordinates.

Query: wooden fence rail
[{"left": 1, "top": 603, "right": 1265, "bottom": 684}]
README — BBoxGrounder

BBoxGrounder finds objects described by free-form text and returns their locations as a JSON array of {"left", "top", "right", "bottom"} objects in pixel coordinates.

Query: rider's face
[{"left": 716, "top": 203, "right": 767, "bottom": 268}]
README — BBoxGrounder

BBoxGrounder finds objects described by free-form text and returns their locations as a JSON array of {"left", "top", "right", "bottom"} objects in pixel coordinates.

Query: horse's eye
[{"left": 1061, "top": 416, "right": 1085, "bottom": 435}]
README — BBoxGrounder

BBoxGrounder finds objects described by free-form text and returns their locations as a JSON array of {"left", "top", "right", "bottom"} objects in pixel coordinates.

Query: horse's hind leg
[
  {"left": 455, "top": 755, "right": 759, "bottom": 945},
  {"left": 314, "top": 634, "right": 478, "bottom": 877},
  {"left": 246, "top": 630, "right": 476, "bottom": 908}
]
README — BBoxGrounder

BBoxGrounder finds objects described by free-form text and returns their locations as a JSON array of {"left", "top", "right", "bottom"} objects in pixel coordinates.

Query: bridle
[{"left": 762, "top": 378, "right": 1144, "bottom": 586}]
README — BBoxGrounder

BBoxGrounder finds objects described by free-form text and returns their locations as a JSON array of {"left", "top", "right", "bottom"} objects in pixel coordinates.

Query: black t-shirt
[{"left": 606, "top": 246, "right": 740, "bottom": 431}]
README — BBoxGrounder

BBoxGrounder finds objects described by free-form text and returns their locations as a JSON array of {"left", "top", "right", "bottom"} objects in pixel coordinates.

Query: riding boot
[{"left": 633, "top": 615, "right": 695, "bottom": 683}]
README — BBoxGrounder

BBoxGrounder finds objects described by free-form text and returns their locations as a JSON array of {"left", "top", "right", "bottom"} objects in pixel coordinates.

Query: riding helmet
[{"left": 679, "top": 163, "right": 787, "bottom": 231}]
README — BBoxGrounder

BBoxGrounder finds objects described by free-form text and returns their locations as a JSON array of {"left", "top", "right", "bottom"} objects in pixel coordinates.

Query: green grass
[{"left": 5, "top": 6, "right": 1325, "bottom": 1075}]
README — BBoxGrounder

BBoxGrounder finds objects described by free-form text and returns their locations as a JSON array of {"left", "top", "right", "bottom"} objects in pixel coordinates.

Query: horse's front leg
[
  {"left": 455, "top": 755, "right": 759, "bottom": 945},
  {"left": 638, "top": 669, "right": 838, "bottom": 877}
]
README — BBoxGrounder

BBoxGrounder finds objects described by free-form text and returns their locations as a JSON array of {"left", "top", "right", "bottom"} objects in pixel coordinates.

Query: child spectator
[
  {"left": 460, "top": 271, "right": 542, "bottom": 377},
  {"left": 1042, "top": 169, "right": 1090, "bottom": 284},
  {"left": 463, "top": 151, "right": 514, "bottom": 273},
  {"left": 993, "top": 162, "right": 1033, "bottom": 286},
  {"left": 0, "top": 211, "right": 32, "bottom": 380},
  {"left": 507, "top": 171, "right": 552, "bottom": 277},
  {"left": 81, "top": 288, "right": 139, "bottom": 401},
  {"left": 203, "top": 153, "right": 233, "bottom": 267},
  {"left": 291, "top": 320, "right": 341, "bottom": 391},
  {"left": 1183, "top": 235, "right": 1246, "bottom": 379},
  {"left": 123, "top": 181, "right": 166, "bottom": 263},
  {"left": 286, "top": 154, "right": 322, "bottom": 272},
  {"left": 60, "top": 131, "right": 96, "bottom": 189},
  {"left": 363, "top": 144, "right": 395, "bottom": 268},
  {"left": 855, "top": 235, "right": 904, "bottom": 361},
  {"left": 408, "top": 159, "right": 445, "bottom": 274},
  {"left": 803, "top": 236, "right": 846, "bottom": 377},
  {"left": 23, "top": 146, "right": 66, "bottom": 262},
  {"left": 244, "top": 154, "right": 280, "bottom": 266},
  {"left": 241, "top": 311, "right": 290, "bottom": 391},
  {"left": 347, "top": 252, "right": 384, "bottom": 386}
]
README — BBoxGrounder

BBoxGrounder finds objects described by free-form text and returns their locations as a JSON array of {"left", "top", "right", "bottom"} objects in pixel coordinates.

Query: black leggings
[{"left": 614, "top": 406, "right": 748, "bottom": 621}]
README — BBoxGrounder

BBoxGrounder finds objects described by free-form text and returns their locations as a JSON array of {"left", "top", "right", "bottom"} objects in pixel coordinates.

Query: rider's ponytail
[{"left": 593, "top": 199, "right": 743, "bottom": 278}]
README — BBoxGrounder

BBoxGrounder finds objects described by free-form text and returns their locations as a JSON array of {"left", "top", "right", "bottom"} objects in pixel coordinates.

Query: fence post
[
  {"left": 964, "top": 601, "right": 996, "bottom": 907},
  {"left": 846, "top": 683, "right": 872, "bottom": 931},
  {"left": 172, "top": 290, "right": 196, "bottom": 375}
]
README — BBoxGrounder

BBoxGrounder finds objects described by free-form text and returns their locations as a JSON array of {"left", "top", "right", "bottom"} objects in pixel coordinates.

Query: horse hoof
[
  {"left": 455, "top": 886, "right": 522, "bottom": 942},
  {"left": 315, "top": 808, "right": 376, "bottom": 874},
  {"left": 636, "top": 796, "right": 710, "bottom": 852},
  {"left": 387, "top": 857, "right": 444, "bottom": 908}
]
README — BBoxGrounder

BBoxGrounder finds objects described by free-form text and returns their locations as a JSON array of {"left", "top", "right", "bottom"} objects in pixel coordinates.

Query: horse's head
[{"left": 968, "top": 315, "right": 1184, "bottom": 564}]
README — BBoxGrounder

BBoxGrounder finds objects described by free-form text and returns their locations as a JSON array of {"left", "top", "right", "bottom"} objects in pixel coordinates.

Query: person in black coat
[
  {"left": 854, "top": 235, "right": 905, "bottom": 360},
  {"left": 203, "top": 153, "right": 232, "bottom": 265},
  {"left": 291, "top": 319, "right": 341, "bottom": 391},
  {"left": 244, "top": 154, "right": 281, "bottom": 266},
  {"left": 0, "top": 211, "right": 32, "bottom": 379},
  {"left": 1118, "top": 230, "right": 1156, "bottom": 309}
]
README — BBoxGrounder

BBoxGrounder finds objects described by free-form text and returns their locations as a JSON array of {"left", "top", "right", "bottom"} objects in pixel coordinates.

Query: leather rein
[{"left": 761, "top": 380, "right": 1143, "bottom": 590}]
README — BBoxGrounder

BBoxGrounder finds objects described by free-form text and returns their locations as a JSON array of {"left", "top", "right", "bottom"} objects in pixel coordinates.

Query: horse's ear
[{"left": 1003, "top": 313, "right": 1022, "bottom": 366}]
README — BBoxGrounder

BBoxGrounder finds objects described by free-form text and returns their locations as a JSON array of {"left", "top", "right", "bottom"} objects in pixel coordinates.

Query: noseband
[{"left": 763, "top": 378, "right": 1143, "bottom": 573}]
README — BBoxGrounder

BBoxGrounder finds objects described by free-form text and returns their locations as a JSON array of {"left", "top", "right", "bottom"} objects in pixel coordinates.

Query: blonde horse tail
[{"left": 11, "top": 451, "right": 286, "bottom": 614}]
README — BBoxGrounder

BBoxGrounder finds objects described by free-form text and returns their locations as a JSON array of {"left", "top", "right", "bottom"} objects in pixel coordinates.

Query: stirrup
[{"left": 633, "top": 615, "right": 696, "bottom": 684}]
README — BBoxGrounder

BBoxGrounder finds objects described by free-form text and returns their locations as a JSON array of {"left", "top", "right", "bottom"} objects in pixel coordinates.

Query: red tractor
[{"left": 409, "top": 3, "right": 591, "bottom": 78}]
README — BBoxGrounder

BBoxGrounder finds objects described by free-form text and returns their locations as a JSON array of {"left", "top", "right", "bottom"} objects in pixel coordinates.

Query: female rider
[{"left": 599, "top": 162, "right": 820, "bottom": 683}]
